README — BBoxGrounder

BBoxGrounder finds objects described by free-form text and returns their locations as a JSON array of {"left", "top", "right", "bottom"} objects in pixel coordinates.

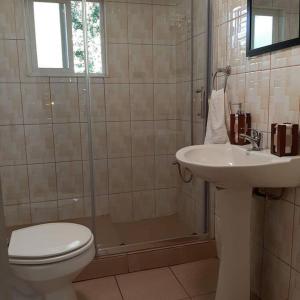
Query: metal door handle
[{"left": 195, "top": 87, "right": 206, "bottom": 118}]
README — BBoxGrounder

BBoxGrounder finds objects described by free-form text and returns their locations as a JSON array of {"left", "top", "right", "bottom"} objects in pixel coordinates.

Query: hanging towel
[{"left": 204, "top": 89, "right": 230, "bottom": 144}]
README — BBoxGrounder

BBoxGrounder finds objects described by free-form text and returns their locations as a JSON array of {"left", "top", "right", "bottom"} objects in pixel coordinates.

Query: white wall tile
[
  {"left": 31, "top": 201, "right": 58, "bottom": 224},
  {"left": 28, "top": 163, "right": 57, "bottom": 203},
  {"left": 0, "top": 40, "right": 19, "bottom": 82},
  {"left": 56, "top": 161, "right": 83, "bottom": 200},
  {"left": 4, "top": 204, "right": 31, "bottom": 227},
  {"left": 108, "top": 158, "right": 132, "bottom": 193},
  {"left": 0, "top": 165, "right": 29, "bottom": 205},
  {"left": 128, "top": 3, "right": 153, "bottom": 44},
  {"left": 50, "top": 83, "right": 80, "bottom": 123},
  {"left": 0, "top": 125, "right": 26, "bottom": 166},
  {"left": 130, "top": 84, "right": 154, "bottom": 120},
  {"left": 0, "top": 83, "right": 23, "bottom": 125},
  {"left": 21, "top": 83, "right": 52, "bottom": 124},
  {"left": 53, "top": 123, "right": 82, "bottom": 161},
  {"left": 25, "top": 124, "right": 55, "bottom": 164}
]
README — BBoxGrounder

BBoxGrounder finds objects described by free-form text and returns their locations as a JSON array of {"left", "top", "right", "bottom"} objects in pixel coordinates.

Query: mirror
[{"left": 247, "top": 0, "right": 300, "bottom": 56}]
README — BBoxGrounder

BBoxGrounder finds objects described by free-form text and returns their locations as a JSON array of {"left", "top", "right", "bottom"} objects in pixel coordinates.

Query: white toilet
[{"left": 8, "top": 223, "right": 95, "bottom": 300}]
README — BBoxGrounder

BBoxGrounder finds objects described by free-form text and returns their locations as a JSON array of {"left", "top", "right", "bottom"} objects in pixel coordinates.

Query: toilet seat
[{"left": 9, "top": 223, "right": 94, "bottom": 265}]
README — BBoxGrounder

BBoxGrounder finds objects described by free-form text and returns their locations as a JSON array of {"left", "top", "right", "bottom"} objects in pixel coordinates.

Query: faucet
[{"left": 240, "top": 129, "right": 263, "bottom": 151}]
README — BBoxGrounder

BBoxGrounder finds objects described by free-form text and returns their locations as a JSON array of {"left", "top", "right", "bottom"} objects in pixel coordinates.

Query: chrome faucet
[{"left": 240, "top": 129, "right": 263, "bottom": 151}]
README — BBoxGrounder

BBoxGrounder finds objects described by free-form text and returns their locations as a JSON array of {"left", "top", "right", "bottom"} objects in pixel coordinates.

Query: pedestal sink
[{"left": 176, "top": 144, "right": 300, "bottom": 300}]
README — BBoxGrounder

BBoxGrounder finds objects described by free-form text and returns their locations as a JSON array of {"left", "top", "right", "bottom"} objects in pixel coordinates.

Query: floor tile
[
  {"left": 171, "top": 259, "right": 219, "bottom": 297},
  {"left": 116, "top": 267, "right": 188, "bottom": 300},
  {"left": 74, "top": 276, "right": 123, "bottom": 300},
  {"left": 289, "top": 269, "right": 300, "bottom": 300},
  {"left": 191, "top": 294, "right": 215, "bottom": 300}
]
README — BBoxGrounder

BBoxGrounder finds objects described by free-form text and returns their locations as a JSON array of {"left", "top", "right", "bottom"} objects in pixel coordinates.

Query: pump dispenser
[{"left": 229, "top": 103, "right": 251, "bottom": 145}]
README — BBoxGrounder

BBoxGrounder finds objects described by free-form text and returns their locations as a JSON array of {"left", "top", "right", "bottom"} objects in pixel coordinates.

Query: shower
[{"left": 1, "top": 0, "right": 211, "bottom": 259}]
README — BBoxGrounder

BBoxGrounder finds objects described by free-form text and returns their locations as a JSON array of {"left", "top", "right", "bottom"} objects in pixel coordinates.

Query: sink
[
  {"left": 176, "top": 143, "right": 300, "bottom": 188},
  {"left": 176, "top": 144, "right": 300, "bottom": 300}
]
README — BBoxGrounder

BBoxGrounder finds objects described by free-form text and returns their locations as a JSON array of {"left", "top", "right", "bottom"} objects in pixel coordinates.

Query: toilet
[{"left": 8, "top": 223, "right": 95, "bottom": 300}]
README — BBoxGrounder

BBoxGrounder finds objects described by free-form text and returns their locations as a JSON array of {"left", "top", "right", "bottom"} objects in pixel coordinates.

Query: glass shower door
[
  {"left": 1, "top": 0, "right": 97, "bottom": 234},
  {"left": 82, "top": 0, "right": 211, "bottom": 255},
  {"left": 0, "top": 0, "right": 211, "bottom": 257}
]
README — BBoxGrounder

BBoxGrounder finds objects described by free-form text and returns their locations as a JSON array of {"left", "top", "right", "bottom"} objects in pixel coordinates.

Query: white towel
[{"left": 204, "top": 89, "right": 230, "bottom": 144}]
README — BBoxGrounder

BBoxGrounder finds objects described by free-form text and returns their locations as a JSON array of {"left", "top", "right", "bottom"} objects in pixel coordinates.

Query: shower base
[
  {"left": 74, "top": 213, "right": 202, "bottom": 254},
  {"left": 73, "top": 214, "right": 215, "bottom": 281}
]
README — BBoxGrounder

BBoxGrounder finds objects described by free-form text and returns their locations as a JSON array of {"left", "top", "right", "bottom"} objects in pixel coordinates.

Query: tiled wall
[
  {"left": 0, "top": 0, "right": 209, "bottom": 235},
  {"left": 212, "top": 0, "right": 300, "bottom": 298},
  {"left": 0, "top": 189, "right": 12, "bottom": 299},
  {"left": 0, "top": 0, "right": 182, "bottom": 227}
]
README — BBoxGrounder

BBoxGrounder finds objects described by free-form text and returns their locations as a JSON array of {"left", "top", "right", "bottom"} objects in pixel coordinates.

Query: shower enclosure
[{"left": 1, "top": 0, "right": 210, "bottom": 256}]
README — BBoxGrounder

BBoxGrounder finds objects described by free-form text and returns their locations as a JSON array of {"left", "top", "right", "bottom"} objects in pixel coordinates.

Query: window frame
[
  {"left": 24, "top": 0, "right": 107, "bottom": 77},
  {"left": 246, "top": 0, "right": 300, "bottom": 57}
]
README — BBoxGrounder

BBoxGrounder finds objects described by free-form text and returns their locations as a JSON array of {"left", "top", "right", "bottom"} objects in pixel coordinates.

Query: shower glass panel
[
  {"left": 1, "top": 0, "right": 210, "bottom": 257},
  {"left": 1, "top": 0, "right": 95, "bottom": 237},
  {"left": 83, "top": 0, "right": 210, "bottom": 255}
]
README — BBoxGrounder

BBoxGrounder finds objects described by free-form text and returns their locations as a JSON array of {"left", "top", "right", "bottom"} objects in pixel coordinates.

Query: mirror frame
[{"left": 246, "top": 0, "right": 300, "bottom": 57}]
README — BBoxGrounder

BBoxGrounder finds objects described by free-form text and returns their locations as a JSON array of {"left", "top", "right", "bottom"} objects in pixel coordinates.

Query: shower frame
[{"left": 68, "top": 0, "right": 213, "bottom": 256}]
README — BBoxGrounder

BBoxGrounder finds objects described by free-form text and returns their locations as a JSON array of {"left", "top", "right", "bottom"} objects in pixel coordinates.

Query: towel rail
[{"left": 212, "top": 66, "right": 231, "bottom": 92}]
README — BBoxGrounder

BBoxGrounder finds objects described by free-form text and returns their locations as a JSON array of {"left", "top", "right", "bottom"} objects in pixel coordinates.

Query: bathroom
[{"left": 0, "top": 0, "right": 299, "bottom": 299}]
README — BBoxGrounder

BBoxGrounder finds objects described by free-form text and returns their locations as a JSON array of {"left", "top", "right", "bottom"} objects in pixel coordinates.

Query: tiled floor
[{"left": 74, "top": 259, "right": 218, "bottom": 300}]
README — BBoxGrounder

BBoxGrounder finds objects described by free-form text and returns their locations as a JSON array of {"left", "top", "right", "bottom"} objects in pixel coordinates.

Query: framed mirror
[{"left": 246, "top": 0, "right": 300, "bottom": 56}]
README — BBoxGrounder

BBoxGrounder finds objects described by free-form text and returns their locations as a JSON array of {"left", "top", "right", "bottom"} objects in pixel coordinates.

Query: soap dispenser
[{"left": 229, "top": 103, "right": 251, "bottom": 145}]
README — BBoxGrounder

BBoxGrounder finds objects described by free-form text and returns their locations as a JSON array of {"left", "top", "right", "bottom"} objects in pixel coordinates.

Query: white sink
[
  {"left": 176, "top": 143, "right": 300, "bottom": 300},
  {"left": 176, "top": 143, "right": 300, "bottom": 188}
]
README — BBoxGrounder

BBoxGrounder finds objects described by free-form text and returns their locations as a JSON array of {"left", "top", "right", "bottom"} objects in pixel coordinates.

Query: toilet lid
[{"left": 8, "top": 223, "right": 93, "bottom": 259}]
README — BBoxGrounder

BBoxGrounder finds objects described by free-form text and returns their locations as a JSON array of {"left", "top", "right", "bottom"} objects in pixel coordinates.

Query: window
[
  {"left": 25, "top": 0, "right": 106, "bottom": 76},
  {"left": 253, "top": 15, "right": 273, "bottom": 48}
]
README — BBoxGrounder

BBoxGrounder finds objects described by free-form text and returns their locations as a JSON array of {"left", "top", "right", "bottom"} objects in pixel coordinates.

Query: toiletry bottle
[{"left": 230, "top": 103, "right": 251, "bottom": 145}]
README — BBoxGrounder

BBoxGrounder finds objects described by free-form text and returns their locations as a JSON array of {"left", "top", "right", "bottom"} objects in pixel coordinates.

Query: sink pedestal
[
  {"left": 176, "top": 144, "right": 300, "bottom": 299},
  {"left": 215, "top": 188, "right": 252, "bottom": 300}
]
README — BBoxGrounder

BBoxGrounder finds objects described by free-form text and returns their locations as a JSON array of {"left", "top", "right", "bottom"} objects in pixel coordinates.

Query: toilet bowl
[{"left": 8, "top": 223, "right": 95, "bottom": 300}]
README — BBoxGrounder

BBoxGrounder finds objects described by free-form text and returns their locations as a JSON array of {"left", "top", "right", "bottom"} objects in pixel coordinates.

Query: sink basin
[
  {"left": 176, "top": 143, "right": 300, "bottom": 300},
  {"left": 176, "top": 143, "right": 300, "bottom": 188}
]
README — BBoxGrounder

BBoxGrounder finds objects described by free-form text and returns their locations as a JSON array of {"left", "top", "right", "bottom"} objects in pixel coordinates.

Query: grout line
[
  {"left": 291, "top": 265, "right": 300, "bottom": 274},
  {"left": 257, "top": 195, "right": 267, "bottom": 297},
  {"left": 287, "top": 201, "right": 297, "bottom": 298},
  {"left": 262, "top": 247, "right": 294, "bottom": 269},
  {"left": 49, "top": 80, "right": 60, "bottom": 221},
  {"left": 102, "top": 66, "right": 111, "bottom": 222},
  {"left": 16, "top": 38, "right": 33, "bottom": 223},
  {"left": 78, "top": 79, "right": 92, "bottom": 218},
  {"left": 114, "top": 275, "right": 125, "bottom": 300},
  {"left": 168, "top": 266, "right": 191, "bottom": 298},
  {"left": 151, "top": 0, "right": 157, "bottom": 218},
  {"left": 0, "top": 117, "right": 184, "bottom": 126},
  {"left": 109, "top": 41, "right": 177, "bottom": 47},
  {"left": 126, "top": 0, "right": 133, "bottom": 226},
  {"left": 0, "top": 154, "right": 178, "bottom": 168},
  {"left": 2, "top": 187, "right": 178, "bottom": 206}
]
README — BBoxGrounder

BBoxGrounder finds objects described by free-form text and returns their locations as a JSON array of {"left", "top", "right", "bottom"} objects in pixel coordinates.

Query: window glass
[
  {"left": 253, "top": 15, "right": 273, "bottom": 48},
  {"left": 33, "top": 2, "right": 66, "bottom": 68},
  {"left": 71, "top": 1, "right": 103, "bottom": 73},
  {"left": 27, "top": 0, "right": 105, "bottom": 75}
]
